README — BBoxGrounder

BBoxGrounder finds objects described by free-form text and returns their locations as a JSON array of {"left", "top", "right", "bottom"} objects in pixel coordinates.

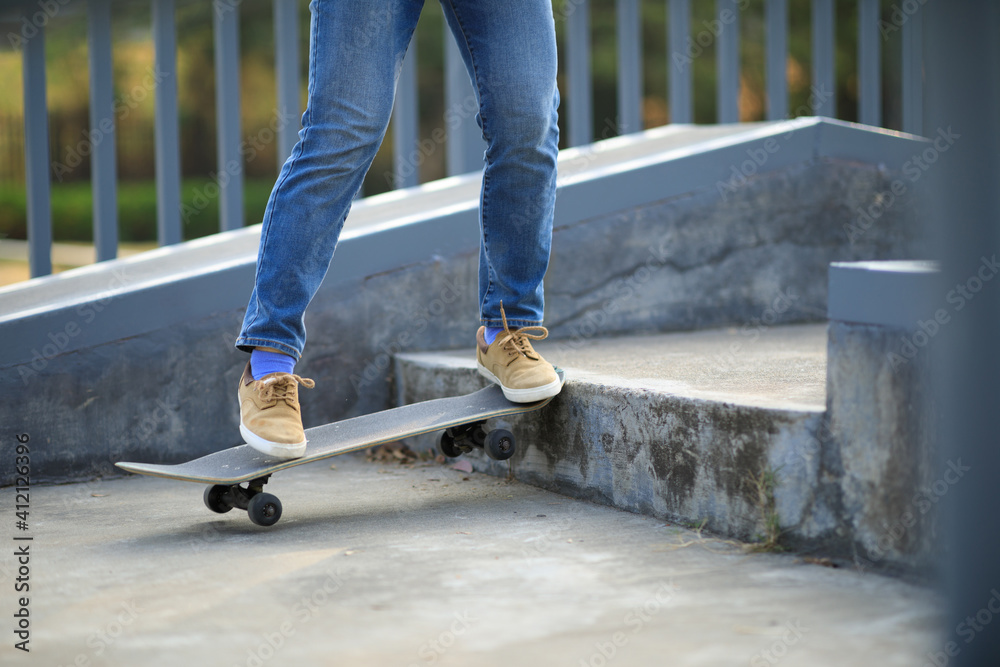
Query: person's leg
[
  {"left": 237, "top": 0, "right": 425, "bottom": 360},
  {"left": 438, "top": 0, "right": 560, "bottom": 328},
  {"left": 438, "top": 0, "right": 562, "bottom": 402},
  {"left": 236, "top": 0, "right": 425, "bottom": 457}
]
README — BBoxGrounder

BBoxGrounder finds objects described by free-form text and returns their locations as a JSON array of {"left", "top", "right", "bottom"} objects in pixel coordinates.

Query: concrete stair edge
[{"left": 393, "top": 345, "right": 836, "bottom": 559}]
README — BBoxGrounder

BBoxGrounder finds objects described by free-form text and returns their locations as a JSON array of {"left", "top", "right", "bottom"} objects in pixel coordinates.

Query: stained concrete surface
[{"left": 0, "top": 455, "right": 939, "bottom": 666}]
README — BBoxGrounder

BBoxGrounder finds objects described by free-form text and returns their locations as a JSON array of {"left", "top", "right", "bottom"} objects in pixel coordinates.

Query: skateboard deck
[{"left": 116, "top": 370, "right": 563, "bottom": 526}]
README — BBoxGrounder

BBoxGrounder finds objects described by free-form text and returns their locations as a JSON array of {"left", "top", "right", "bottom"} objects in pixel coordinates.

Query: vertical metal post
[
  {"left": 902, "top": 4, "right": 923, "bottom": 135},
  {"left": 273, "top": 0, "right": 301, "bottom": 170},
  {"left": 392, "top": 40, "right": 419, "bottom": 189},
  {"left": 444, "top": 32, "right": 482, "bottom": 176},
  {"left": 87, "top": 0, "right": 118, "bottom": 262},
  {"left": 811, "top": 0, "right": 835, "bottom": 117},
  {"left": 857, "top": 0, "right": 881, "bottom": 126},
  {"left": 22, "top": 22, "right": 52, "bottom": 278},
  {"left": 153, "top": 0, "right": 182, "bottom": 246},
  {"left": 566, "top": 0, "right": 593, "bottom": 146},
  {"left": 668, "top": 0, "right": 692, "bottom": 124},
  {"left": 213, "top": 0, "right": 244, "bottom": 231},
  {"left": 765, "top": 0, "right": 788, "bottom": 120},
  {"left": 924, "top": 2, "right": 1000, "bottom": 665},
  {"left": 616, "top": 0, "right": 642, "bottom": 134},
  {"left": 716, "top": 0, "right": 740, "bottom": 123}
]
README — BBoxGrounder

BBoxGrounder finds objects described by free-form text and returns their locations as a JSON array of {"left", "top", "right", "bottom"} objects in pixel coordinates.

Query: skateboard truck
[
  {"left": 203, "top": 475, "right": 282, "bottom": 527},
  {"left": 438, "top": 420, "right": 516, "bottom": 461}
]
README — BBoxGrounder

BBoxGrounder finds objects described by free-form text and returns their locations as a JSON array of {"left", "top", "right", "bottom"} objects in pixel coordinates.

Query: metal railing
[{"left": 2, "top": 0, "right": 926, "bottom": 279}]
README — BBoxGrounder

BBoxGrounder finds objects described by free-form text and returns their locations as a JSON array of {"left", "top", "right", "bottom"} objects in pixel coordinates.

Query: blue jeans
[{"left": 236, "top": 0, "right": 560, "bottom": 360}]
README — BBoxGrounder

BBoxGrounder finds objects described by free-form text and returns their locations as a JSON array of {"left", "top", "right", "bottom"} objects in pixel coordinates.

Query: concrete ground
[{"left": 2, "top": 455, "right": 939, "bottom": 666}]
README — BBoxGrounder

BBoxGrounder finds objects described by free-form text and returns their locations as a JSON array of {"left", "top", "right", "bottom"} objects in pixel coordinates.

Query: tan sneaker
[
  {"left": 477, "top": 308, "right": 562, "bottom": 403},
  {"left": 238, "top": 362, "right": 315, "bottom": 459}
]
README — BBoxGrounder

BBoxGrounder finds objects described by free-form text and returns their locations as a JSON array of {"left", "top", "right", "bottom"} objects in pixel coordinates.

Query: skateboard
[{"left": 115, "top": 369, "right": 563, "bottom": 527}]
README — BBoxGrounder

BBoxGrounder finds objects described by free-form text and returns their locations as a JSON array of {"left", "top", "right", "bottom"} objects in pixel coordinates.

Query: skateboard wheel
[
  {"left": 203, "top": 485, "right": 234, "bottom": 514},
  {"left": 439, "top": 430, "right": 463, "bottom": 458},
  {"left": 247, "top": 492, "right": 282, "bottom": 527},
  {"left": 484, "top": 429, "right": 515, "bottom": 461}
]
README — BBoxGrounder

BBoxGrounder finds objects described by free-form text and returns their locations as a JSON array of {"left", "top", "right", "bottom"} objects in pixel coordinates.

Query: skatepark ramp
[{"left": 0, "top": 117, "right": 928, "bottom": 489}]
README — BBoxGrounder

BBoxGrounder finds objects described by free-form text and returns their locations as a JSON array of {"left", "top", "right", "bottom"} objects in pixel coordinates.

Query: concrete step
[{"left": 395, "top": 325, "right": 835, "bottom": 558}]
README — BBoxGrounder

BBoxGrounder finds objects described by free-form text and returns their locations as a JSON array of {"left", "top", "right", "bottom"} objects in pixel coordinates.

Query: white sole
[
  {"left": 477, "top": 363, "right": 563, "bottom": 403},
  {"left": 240, "top": 421, "right": 307, "bottom": 460}
]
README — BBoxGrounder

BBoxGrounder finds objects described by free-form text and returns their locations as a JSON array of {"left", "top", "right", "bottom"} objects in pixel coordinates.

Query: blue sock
[
  {"left": 484, "top": 326, "right": 505, "bottom": 345},
  {"left": 250, "top": 348, "right": 295, "bottom": 380}
]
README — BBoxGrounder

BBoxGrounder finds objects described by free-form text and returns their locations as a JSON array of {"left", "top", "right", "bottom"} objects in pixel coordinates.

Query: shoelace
[
  {"left": 495, "top": 303, "right": 549, "bottom": 361},
  {"left": 254, "top": 373, "right": 315, "bottom": 405}
]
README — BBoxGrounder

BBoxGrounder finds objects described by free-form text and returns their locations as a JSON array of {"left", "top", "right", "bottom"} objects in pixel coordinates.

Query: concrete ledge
[
  {"left": 825, "top": 321, "right": 937, "bottom": 572},
  {"left": 396, "top": 327, "right": 834, "bottom": 551},
  {"left": 824, "top": 261, "right": 939, "bottom": 572},
  {"left": 828, "top": 260, "right": 939, "bottom": 328},
  {"left": 395, "top": 323, "right": 937, "bottom": 572}
]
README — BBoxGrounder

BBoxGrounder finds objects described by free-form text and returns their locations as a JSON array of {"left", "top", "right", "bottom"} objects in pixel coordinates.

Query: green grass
[
  {"left": 0, "top": 179, "right": 275, "bottom": 243},
  {"left": 747, "top": 466, "right": 785, "bottom": 553}
]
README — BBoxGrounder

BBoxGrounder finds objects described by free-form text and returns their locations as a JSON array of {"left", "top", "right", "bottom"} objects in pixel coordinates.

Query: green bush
[{"left": 0, "top": 179, "right": 274, "bottom": 243}]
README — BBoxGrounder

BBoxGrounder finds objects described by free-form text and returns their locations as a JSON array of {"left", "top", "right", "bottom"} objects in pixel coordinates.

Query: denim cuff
[
  {"left": 234, "top": 336, "right": 302, "bottom": 361},
  {"left": 480, "top": 319, "right": 544, "bottom": 329}
]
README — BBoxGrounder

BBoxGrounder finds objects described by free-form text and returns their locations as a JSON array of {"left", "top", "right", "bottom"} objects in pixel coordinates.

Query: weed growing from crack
[{"left": 747, "top": 466, "right": 785, "bottom": 552}]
